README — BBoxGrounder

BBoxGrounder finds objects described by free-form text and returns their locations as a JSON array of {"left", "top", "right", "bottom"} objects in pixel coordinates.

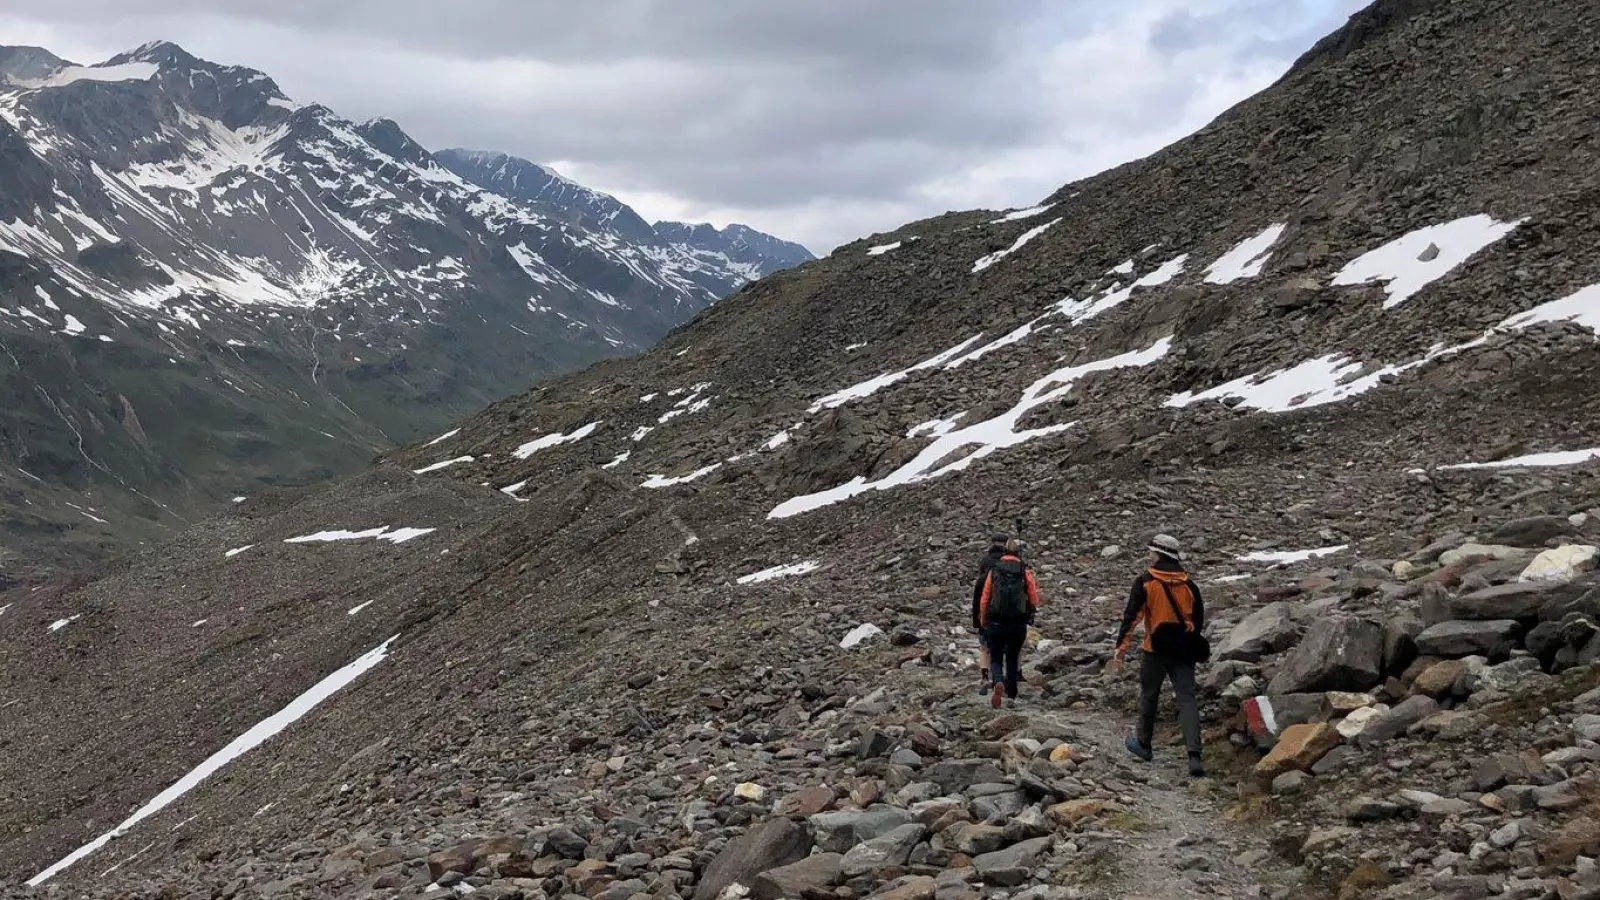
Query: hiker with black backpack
[
  {"left": 1109, "top": 533, "right": 1210, "bottom": 777},
  {"left": 977, "top": 539, "right": 1042, "bottom": 709},
  {"left": 971, "top": 532, "right": 1010, "bottom": 694}
]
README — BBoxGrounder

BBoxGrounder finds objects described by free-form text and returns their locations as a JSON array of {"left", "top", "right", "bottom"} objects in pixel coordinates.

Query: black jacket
[{"left": 971, "top": 546, "right": 1006, "bottom": 628}]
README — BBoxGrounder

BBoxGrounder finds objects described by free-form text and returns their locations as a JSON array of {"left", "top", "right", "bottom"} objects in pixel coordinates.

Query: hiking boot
[
  {"left": 990, "top": 683, "right": 1004, "bottom": 710},
  {"left": 978, "top": 673, "right": 992, "bottom": 695},
  {"left": 1005, "top": 697, "right": 1017, "bottom": 709},
  {"left": 1188, "top": 754, "right": 1206, "bottom": 777},
  {"left": 1125, "top": 737, "right": 1154, "bottom": 762}
]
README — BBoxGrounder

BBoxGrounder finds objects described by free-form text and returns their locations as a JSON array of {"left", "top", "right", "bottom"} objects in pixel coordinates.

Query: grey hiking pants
[{"left": 1138, "top": 652, "right": 1202, "bottom": 755}]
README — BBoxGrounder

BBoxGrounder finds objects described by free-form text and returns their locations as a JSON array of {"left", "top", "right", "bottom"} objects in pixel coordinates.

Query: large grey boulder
[
  {"left": 1357, "top": 695, "right": 1440, "bottom": 748},
  {"left": 1268, "top": 618, "right": 1386, "bottom": 695},
  {"left": 694, "top": 818, "right": 813, "bottom": 900},
  {"left": 809, "top": 807, "right": 915, "bottom": 853},
  {"left": 751, "top": 853, "right": 843, "bottom": 900},
  {"left": 1414, "top": 619, "right": 1521, "bottom": 658},
  {"left": 839, "top": 823, "right": 927, "bottom": 878},
  {"left": 1218, "top": 602, "right": 1300, "bottom": 662}
]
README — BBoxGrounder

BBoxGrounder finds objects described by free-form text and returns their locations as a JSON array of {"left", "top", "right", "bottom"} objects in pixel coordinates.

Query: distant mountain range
[{"left": 0, "top": 40, "right": 813, "bottom": 573}]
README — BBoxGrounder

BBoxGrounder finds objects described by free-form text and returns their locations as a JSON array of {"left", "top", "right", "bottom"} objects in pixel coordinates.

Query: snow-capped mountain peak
[{"left": 0, "top": 39, "right": 814, "bottom": 571}]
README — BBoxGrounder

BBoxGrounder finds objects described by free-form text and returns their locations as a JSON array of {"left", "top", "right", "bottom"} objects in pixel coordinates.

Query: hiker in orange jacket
[
  {"left": 1111, "top": 533, "right": 1207, "bottom": 776},
  {"left": 978, "top": 539, "right": 1042, "bottom": 709}
]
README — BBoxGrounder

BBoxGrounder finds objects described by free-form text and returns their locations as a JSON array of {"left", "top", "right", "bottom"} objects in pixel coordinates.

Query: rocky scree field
[
  {"left": 0, "top": 41, "right": 812, "bottom": 574},
  {"left": 6, "top": 0, "right": 1600, "bottom": 898}
]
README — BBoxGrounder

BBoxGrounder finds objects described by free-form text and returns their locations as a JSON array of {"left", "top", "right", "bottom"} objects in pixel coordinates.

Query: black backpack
[{"left": 988, "top": 559, "right": 1030, "bottom": 623}]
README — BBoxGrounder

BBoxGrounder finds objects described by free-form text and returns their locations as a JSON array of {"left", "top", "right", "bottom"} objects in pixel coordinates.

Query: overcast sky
[{"left": 2, "top": 1, "right": 1370, "bottom": 254}]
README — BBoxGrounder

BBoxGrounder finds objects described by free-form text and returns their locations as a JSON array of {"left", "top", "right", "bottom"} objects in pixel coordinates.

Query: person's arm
[
  {"left": 1025, "top": 569, "right": 1042, "bottom": 624},
  {"left": 979, "top": 573, "right": 993, "bottom": 628},
  {"left": 1114, "top": 577, "right": 1148, "bottom": 656},
  {"left": 972, "top": 567, "right": 987, "bottom": 629},
  {"left": 1190, "top": 579, "right": 1205, "bottom": 632}
]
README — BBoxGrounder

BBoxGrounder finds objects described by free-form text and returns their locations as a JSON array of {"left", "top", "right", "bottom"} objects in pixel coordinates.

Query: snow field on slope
[
  {"left": 769, "top": 336, "right": 1174, "bottom": 519},
  {"left": 971, "top": 218, "right": 1063, "bottom": 273},
  {"left": 1330, "top": 214, "right": 1526, "bottom": 309},
  {"left": 27, "top": 636, "right": 399, "bottom": 886},
  {"left": 1169, "top": 272, "right": 1600, "bottom": 413},
  {"left": 1437, "top": 448, "right": 1600, "bottom": 470},
  {"left": 1204, "top": 223, "right": 1288, "bottom": 284}
]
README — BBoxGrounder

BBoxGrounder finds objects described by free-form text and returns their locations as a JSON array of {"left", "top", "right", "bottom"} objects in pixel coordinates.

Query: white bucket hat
[{"left": 1147, "top": 533, "right": 1183, "bottom": 561}]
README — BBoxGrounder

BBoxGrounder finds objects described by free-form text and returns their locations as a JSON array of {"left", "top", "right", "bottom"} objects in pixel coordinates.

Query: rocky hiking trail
[{"left": 891, "top": 634, "right": 1288, "bottom": 900}]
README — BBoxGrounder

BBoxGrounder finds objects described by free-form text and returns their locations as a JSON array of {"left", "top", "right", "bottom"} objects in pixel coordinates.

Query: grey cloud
[{"left": 3, "top": 0, "right": 1371, "bottom": 250}]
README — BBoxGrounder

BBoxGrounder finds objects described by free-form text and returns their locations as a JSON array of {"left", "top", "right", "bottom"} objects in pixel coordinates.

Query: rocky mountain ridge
[
  {"left": 3, "top": 0, "right": 1600, "bottom": 898},
  {"left": 0, "top": 40, "right": 812, "bottom": 573}
]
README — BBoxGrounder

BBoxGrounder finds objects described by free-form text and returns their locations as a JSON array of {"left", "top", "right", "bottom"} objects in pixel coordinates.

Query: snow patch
[
  {"left": 601, "top": 451, "right": 630, "bottom": 470},
  {"left": 1238, "top": 545, "right": 1350, "bottom": 565},
  {"left": 641, "top": 464, "right": 721, "bottom": 489},
  {"left": 1204, "top": 223, "right": 1287, "bottom": 284},
  {"left": 736, "top": 561, "right": 821, "bottom": 585},
  {"left": 224, "top": 545, "right": 253, "bottom": 558},
  {"left": 809, "top": 335, "right": 984, "bottom": 413},
  {"left": 347, "top": 600, "right": 375, "bottom": 616},
  {"left": 513, "top": 422, "right": 599, "bottom": 459},
  {"left": 1331, "top": 214, "right": 1526, "bottom": 309},
  {"left": 772, "top": 336, "right": 1172, "bottom": 519},
  {"left": 990, "top": 203, "right": 1055, "bottom": 224},
  {"left": 413, "top": 455, "right": 474, "bottom": 475},
  {"left": 1438, "top": 448, "right": 1600, "bottom": 471},
  {"left": 29, "top": 62, "right": 159, "bottom": 88},
  {"left": 972, "top": 218, "right": 1062, "bottom": 273},
  {"left": 284, "top": 526, "right": 435, "bottom": 545},
  {"left": 841, "top": 624, "right": 884, "bottom": 649},
  {"left": 866, "top": 242, "right": 901, "bottom": 256},
  {"left": 425, "top": 428, "right": 461, "bottom": 447},
  {"left": 47, "top": 615, "right": 81, "bottom": 633},
  {"left": 26, "top": 636, "right": 399, "bottom": 886}
]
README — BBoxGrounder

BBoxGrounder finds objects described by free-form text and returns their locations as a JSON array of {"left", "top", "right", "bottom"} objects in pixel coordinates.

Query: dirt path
[{"left": 928, "top": 631, "right": 1291, "bottom": 899}]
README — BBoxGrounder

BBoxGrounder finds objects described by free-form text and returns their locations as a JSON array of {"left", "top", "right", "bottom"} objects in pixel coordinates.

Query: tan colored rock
[
  {"left": 1255, "top": 723, "right": 1342, "bottom": 781},
  {"left": 1047, "top": 799, "right": 1112, "bottom": 826},
  {"left": 1412, "top": 659, "right": 1467, "bottom": 697},
  {"left": 1049, "top": 744, "right": 1079, "bottom": 763}
]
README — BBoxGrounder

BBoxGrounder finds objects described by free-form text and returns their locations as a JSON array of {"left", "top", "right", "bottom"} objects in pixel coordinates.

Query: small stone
[
  {"left": 735, "top": 783, "right": 768, "bottom": 802},
  {"left": 1272, "top": 771, "right": 1311, "bottom": 795},
  {"left": 1489, "top": 821, "right": 1523, "bottom": 849}
]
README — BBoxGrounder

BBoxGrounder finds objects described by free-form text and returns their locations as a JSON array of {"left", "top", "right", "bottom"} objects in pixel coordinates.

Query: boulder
[
  {"left": 1412, "top": 659, "right": 1469, "bottom": 697},
  {"left": 1520, "top": 545, "right": 1599, "bottom": 585},
  {"left": 1414, "top": 619, "right": 1521, "bottom": 658},
  {"left": 839, "top": 823, "right": 926, "bottom": 878},
  {"left": 751, "top": 853, "right": 844, "bottom": 900},
  {"left": 870, "top": 875, "right": 937, "bottom": 900},
  {"left": 1438, "top": 543, "right": 1529, "bottom": 567},
  {"left": 1336, "top": 704, "right": 1388, "bottom": 740},
  {"left": 923, "top": 759, "right": 1005, "bottom": 793},
  {"left": 1490, "top": 515, "right": 1578, "bottom": 548},
  {"left": 694, "top": 818, "right": 813, "bottom": 900},
  {"left": 809, "top": 807, "right": 915, "bottom": 853},
  {"left": 972, "top": 837, "right": 1052, "bottom": 887},
  {"left": 1451, "top": 582, "right": 1573, "bottom": 621},
  {"left": 1217, "top": 602, "right": 1300, "bottom": 662},
  {"left": 1267, "top": 618, "right": 1386, "bottom": 694},
  {"left": 1356, "top": 695, "right": 1439, "bottom": 747},
  {"left": 1255, "top": 723, "right": 1342, "bottom": 781}
]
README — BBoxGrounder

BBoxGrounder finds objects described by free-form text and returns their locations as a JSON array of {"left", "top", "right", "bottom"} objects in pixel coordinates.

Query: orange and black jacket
[
  {"left": 1114, "top": 560, "right": 1204, "bottom": 654},
  {"left": 978, "top": 554, "right": 1042, "bottom": 627}
]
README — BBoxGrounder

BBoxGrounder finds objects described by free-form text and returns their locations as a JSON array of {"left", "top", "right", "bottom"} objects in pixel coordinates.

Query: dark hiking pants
[
  {"left": 1138, "top": 652, "right": 1202, "bottom": 754},
  {"left": 986, "top": 621, "right": 1027, "bottom": 698}
]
